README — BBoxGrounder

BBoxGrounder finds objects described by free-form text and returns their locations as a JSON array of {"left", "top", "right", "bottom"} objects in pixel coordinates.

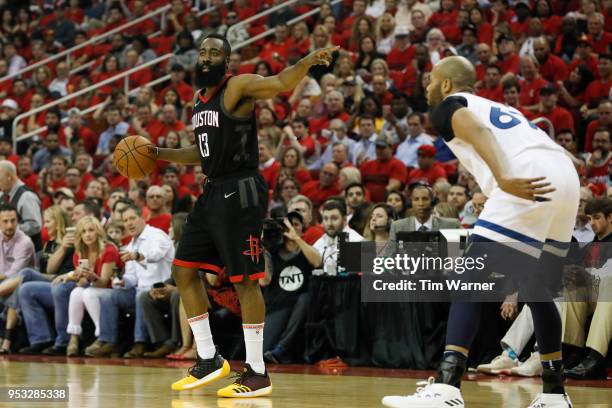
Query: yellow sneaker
[
  {"left": 171, "top": 348, "right": 230, "bottom": 391},
  {"left": 217, "top": 364, "right": 272, "bottom": 398}
]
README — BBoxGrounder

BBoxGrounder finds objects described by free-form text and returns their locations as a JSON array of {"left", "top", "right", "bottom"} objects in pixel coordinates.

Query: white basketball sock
[
  {"left": 188, "top": 313, "right": 216, "bottom": 359},
  {"left": 243, "top": 323, "right": 266, "bottom": 374}
]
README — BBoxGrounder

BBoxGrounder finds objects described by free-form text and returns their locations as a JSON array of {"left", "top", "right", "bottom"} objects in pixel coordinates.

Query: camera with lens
[{"left": 262, "top": 218, "right": 287, "bottom": 252}]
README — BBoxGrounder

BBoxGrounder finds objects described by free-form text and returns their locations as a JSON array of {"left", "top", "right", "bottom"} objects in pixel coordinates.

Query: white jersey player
[{"left": 382, "top": 57, "right": 578, "bottom": 408}]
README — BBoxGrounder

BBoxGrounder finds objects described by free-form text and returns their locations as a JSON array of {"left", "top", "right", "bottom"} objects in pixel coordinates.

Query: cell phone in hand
[
  {"left": 113, "top": 267, "right": 122, "bottom": 279},
  {"left": 152, "top": 282, "right": 165, "bottom": 289}
]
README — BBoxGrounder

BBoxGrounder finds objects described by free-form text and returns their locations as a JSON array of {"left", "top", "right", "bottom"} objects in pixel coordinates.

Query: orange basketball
[{"left": 113, "top": 135, "right": 157, "bottom": 180}]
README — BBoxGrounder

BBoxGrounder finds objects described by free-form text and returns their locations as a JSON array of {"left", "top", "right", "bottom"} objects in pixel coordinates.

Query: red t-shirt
[
  {"left": 406, "top": 163, "right": 447, "bottom": 186},
  {"left": 302, "top": 224, "right": 324, "bottom": 245},
  {"left": 427, "top": 10, "right": 458, "bottom": 28},
  {"left": 310, "top": 112, "right": 350, "bottom": 136},
  {"left": 260, "top": 160, "right": 281, "bottom": 190},
  {"left": 584, "top": 80, "right": 612, "bottom": 106},
  {"left": 519, "top": 77, "right": 548, "bottom": 107},
  {"left": 497, "top": 54, "right": 521, "bottom": 75},
  {"left": 476, "top": 85, "right": 504, "bottom": 102},
  {"left": 147, "top": 213, "right": 171, "bottom": 233},
  {"left": 73, "top": 243, "right": 122, "bottom": 286},
  {"left": 538, "top": 54, "right": 568, "bottom": 83},
  {"left": 536, "top": 106, "right": 575, "bottom": 133},
  {"left": 568, "top": 55, "right": 599, "bottom": 80},
  {"left": 386, "top": 45, "right": 416, "bottom": 71},
  {"left": 588, "top": 31, "right": 612, "bottom": 55},
  {"left": 360, "top": 158, "right": 407, "bottom": 203},
  {"left": 587, "top": 154, "right": 612, "bottom": 186},
  {"left": 300, "top": 181, "right": 341, "bottom": 208},
  {"left": 160, "top": 82, "right": 194, "bottom": 105}
]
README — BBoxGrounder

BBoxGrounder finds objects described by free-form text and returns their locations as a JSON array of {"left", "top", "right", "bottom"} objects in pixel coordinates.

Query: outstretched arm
[
  {"left": 451, "top": 108, "right": 555, "bottom": 201},
  {"left": 228, "top": 46, "right": 339, "bottom": 101}
]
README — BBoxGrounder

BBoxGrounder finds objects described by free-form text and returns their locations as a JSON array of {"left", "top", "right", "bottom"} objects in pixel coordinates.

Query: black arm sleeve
[{"left": 429, "top": 95, "right": 468, "bottom": 142}]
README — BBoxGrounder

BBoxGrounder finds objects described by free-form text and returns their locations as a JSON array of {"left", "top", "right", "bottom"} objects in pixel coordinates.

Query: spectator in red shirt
[
  {"left": 129, "top": 102, "right": 163, "bottom": 144},
  {"left": 519, "top": 55, "right": 548, "bottom": 111},
  {"left": 278, "top": 145, "right": 313, "bottom": 186},
  {"left": 145, "top": 185, "right": 171, "bottom": 233},
  {"left": 159, "top": 65, "right": 194, "bottom": 107},
  {"left": 584, "top": 54, "right": 611, "bottom": 107},
  {"left": 360, "top": 135, "right": 407, "bottom": 203},
  {"left": 568, "top": 35, "right": 598, "bottom": 76},
  {"left": 557, "top": 64, "right": 595, "bottom": 111},
  {"left": 259, "top": 140, "right": 281, "bottom": 190},
  {"left": 260, "top": 23, "right": 291, "bottom": 64},
  {"left": 370, "top": 75, "right": 394, "bottom": 106},
  {"left": 586, "top": 12, "right": 612, "bottom": 55},
  {"left": 535, "top": 83, "right": 575, "bottom": 133},
  {"left": 301, "top": 163, "right": 341, "bottom": 208},
  {"left": 474, "top": 43, "right": 493, "bottom": 82},
  {"left": 534, "top": 0, "right": 563, "bottom": 38},
  {"left": 152, "top": 104, "right": 185, "bottom": 146},
  {"left": 469, "top": 7, "right": 494, "bottom": 46},
  {"left": 533, "top": 36, "right": 568, "bottom": 83},
  {"left": 281, "top": 118, "right": 317, "bottom": 164},
  {"left": 586, "top": 127, "right": 611, "bottom": 187},
  {"left": 584, "top": 100, "right": 612, "bottom": 152},
  {"left": 287, "top": 195, "right": 324, "bottom": 245},
  {"left": 64, "top": 166, "right": 86, "bottom": 201},
  {"left": 342, "top": 0, "right": 369, "bottom": 34},
  {"left": 406, "top": 144, "right": 447, "bottom": 186},
  {"left": 310, "top": 90, "right": 351, "bottom": 136},
  {"left": 496, "top": 34, "right": 521, "bottom": 74},
  {"left": 476, "top": 65, "right": 504, "bottom": 102},
  {"left": 428, "top": 0, "right": 458, "bottom": 30},
  {"left": 10, "top": 79, "right": 32, "bottom": 112},
  {"left": 387, "top": 26, "right": 416, "bottom": 70},
  {"left": 17, "top": 156, "right": 38, "bottom": 193}
]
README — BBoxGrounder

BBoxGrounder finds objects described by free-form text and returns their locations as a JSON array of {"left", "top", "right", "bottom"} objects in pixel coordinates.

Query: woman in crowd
[
  {"left": 363, "top": 204, "right": 398, "bottom": 256},
  {"left": 278, "top": 146, "right": 312, "bottom": 186},
  {"left": 355, "top": 34, "right": 385, "bottom": 74},
  {"left": 376, "top": 12, "right": 396, "bottom": 55},
  {"left": 257, "top": 107, "right": 283, "bottom": 149},
  {"left": 269, "top": 176, "right": 302, "bottom": 215},
  {"left": 0, "top": 207, "right": 73, "bottom": 354},
  {"left": 53, "top": 216, "right": 121, "bottom": 356},
  {"left": 557, "top": 64, "right": 594, "bottom": 110},
  {"left": 386, "top": 190, "right": 408, "bottom": 218},
  {"left": 348, "top": 16, "right": 374, "bottom": 52}
]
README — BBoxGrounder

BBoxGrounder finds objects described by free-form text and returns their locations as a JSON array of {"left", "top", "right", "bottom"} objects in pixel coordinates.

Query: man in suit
[{"left": 389, "top": 185, "right": 460, "bottom": 243}]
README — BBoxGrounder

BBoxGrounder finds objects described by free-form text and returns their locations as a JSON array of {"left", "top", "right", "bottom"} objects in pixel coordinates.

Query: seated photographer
[
  {"left": 261, "top": 211, "right": 321, "bottom": 364},
  {"left": 313, "top": 199, "right": 365, "bottom": 275},
  {"left": 85, "top": 204, "right": 174, "bottom": 358}
]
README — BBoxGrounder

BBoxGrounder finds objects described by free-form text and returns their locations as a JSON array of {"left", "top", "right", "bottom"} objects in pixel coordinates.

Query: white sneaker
[
  {"left": 381, "top": 377, "right": 464, "bottom": 408},
  {"left": 527, "top": 393, "right": 573, "bottom": 408},
  {"left": 476, "top": 350, "right": 517, "bottom": 375},
  {"left": 511, "top": 352, "right": 543, "bottom": 377}
]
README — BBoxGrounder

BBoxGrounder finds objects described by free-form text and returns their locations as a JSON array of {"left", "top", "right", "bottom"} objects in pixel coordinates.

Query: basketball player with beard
[
  {"left": 382, "top": 56, "right": 579, "bottom": 407},
  {"left": 151, "top": 33, "right": 338, "bottom": 398}
]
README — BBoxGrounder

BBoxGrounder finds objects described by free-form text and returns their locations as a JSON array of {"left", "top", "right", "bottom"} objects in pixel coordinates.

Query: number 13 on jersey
[{"left": 198, "top": 132, "right": 210, "bottom": 157}]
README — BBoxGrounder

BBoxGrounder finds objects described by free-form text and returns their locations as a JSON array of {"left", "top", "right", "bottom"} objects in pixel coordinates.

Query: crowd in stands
[{"left": 0, "top": 0, "right": 610, "bottom": 379}]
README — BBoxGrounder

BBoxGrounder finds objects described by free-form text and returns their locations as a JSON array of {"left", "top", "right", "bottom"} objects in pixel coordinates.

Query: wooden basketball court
[{"left": 0, "top": 356, "right": 610, "bottom": 407}]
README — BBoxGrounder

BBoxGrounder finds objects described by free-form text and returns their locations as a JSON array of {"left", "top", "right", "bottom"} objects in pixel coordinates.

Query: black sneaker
[
  {"left": 42, "top": 345, "right": 67, "bottom": 356},
  {"left": 18, "top": 341, "right": 54, "bottom": 355},
  {"left": 217, "top": 363, "right": 273, "bottom": 398},
  {"left": 171, "top": 347, "right": 230, "bottom": 391}
]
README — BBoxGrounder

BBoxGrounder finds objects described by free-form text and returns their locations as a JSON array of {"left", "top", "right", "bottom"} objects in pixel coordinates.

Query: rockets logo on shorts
[{"left": 242, "top": 235, "right": 263, "bottom": 263}]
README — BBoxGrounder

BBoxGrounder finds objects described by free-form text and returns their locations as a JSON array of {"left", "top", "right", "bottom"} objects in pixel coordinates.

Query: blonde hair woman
[
  {"left": 376, "top": 12, "right": 396, "bottom": 55},
  {"left": 53, "top": 216, "right": 121, "bottom": 356}
]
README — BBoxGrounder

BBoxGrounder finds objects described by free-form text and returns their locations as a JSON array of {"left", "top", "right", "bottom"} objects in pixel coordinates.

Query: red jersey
[{"left": 359, "top": 158, "right": 407, "bottom": 203}]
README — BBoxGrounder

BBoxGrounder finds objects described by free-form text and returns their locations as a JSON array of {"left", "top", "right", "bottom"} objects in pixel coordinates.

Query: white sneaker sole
[{"left": 382, "top": 396, "right": 464, "bottom": 408}]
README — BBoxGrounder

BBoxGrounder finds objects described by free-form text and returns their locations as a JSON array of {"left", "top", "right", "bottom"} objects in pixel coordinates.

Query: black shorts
[{"left": 173, "top": 171, "right": 268, "bottom": 283}]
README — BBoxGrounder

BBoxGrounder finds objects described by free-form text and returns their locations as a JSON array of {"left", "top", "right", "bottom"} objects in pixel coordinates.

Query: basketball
[{"left": 112, "top": 135, "right": 157, "bottom": 179}]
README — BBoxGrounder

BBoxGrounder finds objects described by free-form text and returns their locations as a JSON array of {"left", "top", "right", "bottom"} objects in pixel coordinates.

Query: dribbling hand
[
  {"left": 498, "top": 177, "right": 555, "bottom": 202},
  {"left": 304, "top": 46, "right": 340, "bottom": 67}
]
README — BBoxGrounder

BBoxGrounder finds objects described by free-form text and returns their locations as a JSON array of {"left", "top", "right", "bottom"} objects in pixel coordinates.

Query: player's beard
[
  {"left": 195, "top": 61, "right": 227, "bottom": 88},
  {"left": 427, "top": 82, "right": 444, "bottom": 109}
]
